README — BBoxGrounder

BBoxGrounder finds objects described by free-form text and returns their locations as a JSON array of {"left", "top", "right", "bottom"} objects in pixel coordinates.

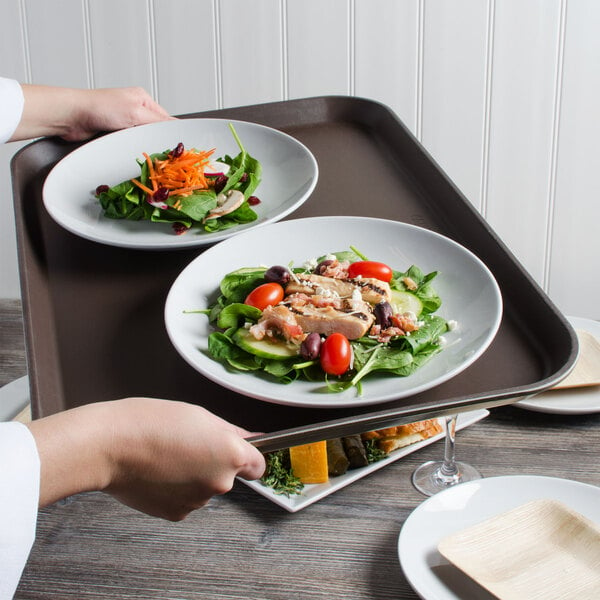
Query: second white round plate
[
  {"left": 164, "top": 216, "right": 503, "bottom": 408},
  {"left": 398, "top": 475, "right": 600, "bottom": 600},
  {"left": 516, "top": 316, "right": 600, "bottom": 414}
]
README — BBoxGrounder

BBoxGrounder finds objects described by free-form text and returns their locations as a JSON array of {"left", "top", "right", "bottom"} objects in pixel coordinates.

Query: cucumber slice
[
  {"left": 390, "top": 290, "right": 423, "bottom": 316},
  {"left": 233, "top": 328, "right": 299, "bottom": 360}
]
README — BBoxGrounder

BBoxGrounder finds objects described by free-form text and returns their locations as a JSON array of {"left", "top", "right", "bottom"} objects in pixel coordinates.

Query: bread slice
[{"left": 362, "top": 418, "right": 443, "bottom": 454}]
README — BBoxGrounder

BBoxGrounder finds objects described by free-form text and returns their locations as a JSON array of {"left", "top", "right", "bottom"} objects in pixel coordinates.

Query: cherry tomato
[
  {"left": 320, "top": 333, "right": 352, "bottom": 376},
  {"left": 347, "top": 261, "right": 393, "bottom": 282},
  {"left": 244, "top": 282, "right": 284, "bottom": 311}
]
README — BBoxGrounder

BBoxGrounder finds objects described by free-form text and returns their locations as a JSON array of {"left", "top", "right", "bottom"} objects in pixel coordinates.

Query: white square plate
[{"left": 242, "top": 409, "right": 488, "bottom": 512}]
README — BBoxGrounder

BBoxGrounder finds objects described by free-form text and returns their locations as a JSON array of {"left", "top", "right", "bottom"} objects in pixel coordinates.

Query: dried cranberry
[
  {"left": 95, "top": 184, "right": 109, "bottom": 196},
  {"left": 172, "top": 223, "right": 189, "bottom": 235},
  {"left": 214, "top": 175, "right": 228, "bottom": 193},
  {"left": 248, "top": 196, "right": 261, "bottom": 206},
  {"left": 153, "top": 187, "right": 170, "bottom": 202},
  {"left": 171, "top": 142, "right": 184, "bottom": 158},
  {"left": 240, "top": 173, "right": 248, "bottom": 183}
]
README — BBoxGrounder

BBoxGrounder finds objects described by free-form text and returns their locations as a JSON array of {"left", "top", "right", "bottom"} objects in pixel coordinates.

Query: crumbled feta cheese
[
  {"left": 304, "top": 257, "right": 318, "bottom": 270},
  {"left": 447, "top": 319, "right": 458, "bottom": 331},
  {"left": 437, "top": 335, "right": 447, "bottom": 347},
  {"left": 315, "top": 286, "right": 339, "bottom": 298},
  {"left": 324, "top": 253, "right": 337, "bottom": 262}
]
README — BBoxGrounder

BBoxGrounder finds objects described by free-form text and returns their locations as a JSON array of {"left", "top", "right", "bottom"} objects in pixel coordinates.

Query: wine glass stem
[{"left": 438, "top": 415, "right": 459, "bottom": 480}]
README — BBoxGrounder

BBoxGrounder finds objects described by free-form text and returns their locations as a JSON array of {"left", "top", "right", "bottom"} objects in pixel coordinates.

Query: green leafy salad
[
  {"left": 95, "top": 124, "right": 262, "bottom": 235},
  {"left": 199, "top": 247, "right": 450, "bottom": 394}
]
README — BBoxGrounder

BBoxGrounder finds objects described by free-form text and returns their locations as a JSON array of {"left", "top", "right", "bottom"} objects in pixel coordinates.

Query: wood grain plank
[{"left": 0, "top": 299, "right": 27, "bottom": 387}]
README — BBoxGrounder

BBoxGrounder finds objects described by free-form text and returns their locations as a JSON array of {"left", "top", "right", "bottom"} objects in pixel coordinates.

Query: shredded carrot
[
  {"left": 130, "top": 178, "right": 154, "bottom": 196},
  {"left": 149, "top": 147, "right": 216, "bottom": 197},
  {"left": 143, "top": 153, "right": 158, "bottom": 192},
  {"left": 132, "top": 145, "right": 217, "bottom": 203}
]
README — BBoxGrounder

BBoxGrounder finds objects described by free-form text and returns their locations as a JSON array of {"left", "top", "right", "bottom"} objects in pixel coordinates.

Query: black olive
[
  {"left": 315, "top": 259, "right": 334, "bottom": 274},
  {"left": 374, "top": 301, "right": 393, "bottom": 328},
  {"left": 264, "top": 265, "right": 291, "bottom": 285},
  {"left": 300, "top": 332, "right": 322, "bottom": 360}
]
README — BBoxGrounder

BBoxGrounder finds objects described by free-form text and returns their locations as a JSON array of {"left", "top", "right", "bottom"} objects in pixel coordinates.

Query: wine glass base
[{"left": 412, "top": 460, "right": 482, "bottom": 496}]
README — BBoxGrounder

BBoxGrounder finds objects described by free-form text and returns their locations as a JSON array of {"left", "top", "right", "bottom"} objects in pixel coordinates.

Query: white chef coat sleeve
[
  {"left": 0, "top": 421, "right": 40, "bottom": 599},
  {"left": 0, "top": 77, "right": 25, "bottom": 144}
]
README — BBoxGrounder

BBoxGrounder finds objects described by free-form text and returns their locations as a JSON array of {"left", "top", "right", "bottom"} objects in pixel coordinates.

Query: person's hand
[
  {"left": 27, "top": 398, "right": 265, "bottom": 521},
  {"left": 11, "top": 85, "right": 173, "bottom": 142},
  {"left": 64, "top": 87, "right": 174, "bottom": 141}
]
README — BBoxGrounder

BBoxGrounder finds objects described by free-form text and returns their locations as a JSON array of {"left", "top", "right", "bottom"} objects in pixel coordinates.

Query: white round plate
[
  {"left": 516, "top": 316, "right": 600, "bottom": 414},
  {"left": 398, "top": 475, "right": 600, "bottom": 600},
  {"left": 164, "top": 216, "right": 503, "bottom": 408},
  {"left": 42, "top": 118, "right": 318, "bottom": 249}
]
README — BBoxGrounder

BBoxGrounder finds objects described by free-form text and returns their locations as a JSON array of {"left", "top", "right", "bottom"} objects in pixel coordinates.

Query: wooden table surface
[{"left": 3, "top": 300, "right": 600, "bottom": 600}]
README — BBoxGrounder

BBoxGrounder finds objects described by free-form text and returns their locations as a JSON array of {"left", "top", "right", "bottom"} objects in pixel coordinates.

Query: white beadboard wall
[{"left": 1, "top": 0, "right": 598, "bottom": 320}]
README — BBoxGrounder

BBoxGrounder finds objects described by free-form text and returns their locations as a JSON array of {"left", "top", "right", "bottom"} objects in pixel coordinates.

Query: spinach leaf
[
  {"left": 350, "top": 344, "right": 414, "bottom": 386},
  {"left": 216, "top": 303, "right": 262, "bottom": 329},
  {"left": 207, "top": 332, "right": 261, "bottom": 371},
  {"left": 219, "top": 267, "right": 266, "bottom": 302}
]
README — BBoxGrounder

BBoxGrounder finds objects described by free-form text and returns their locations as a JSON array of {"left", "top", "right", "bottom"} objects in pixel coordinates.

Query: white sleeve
[
  {"left": 0, "top": 421, "right": 40, "bottom": 599},
  {"left": 0, "top": 77, "right": 25, "bottom": 143}
]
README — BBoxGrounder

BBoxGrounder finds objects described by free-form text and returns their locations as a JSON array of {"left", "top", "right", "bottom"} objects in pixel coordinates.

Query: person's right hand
[{"left": 28, "top": 397, "right": 265, "bottom": 521}]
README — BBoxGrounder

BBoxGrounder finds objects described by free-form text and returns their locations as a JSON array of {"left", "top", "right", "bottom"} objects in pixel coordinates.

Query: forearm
[
  {"left": 10, "top": 84, "right": 86, "bottom": 141},
  {"left": 26, "top": 402, "right": 115, "bottom": 507},
  {"left": 9, "top": 84, "right": 172, "bottom": 143}
]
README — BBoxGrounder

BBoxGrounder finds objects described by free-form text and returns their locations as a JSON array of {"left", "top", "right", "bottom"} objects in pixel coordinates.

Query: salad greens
[
  {"left": 201, "top": 248, "right": 450, "bottom": 395},
  {"left": 96, "top": 124, "right": 262, "bottom": 234}
]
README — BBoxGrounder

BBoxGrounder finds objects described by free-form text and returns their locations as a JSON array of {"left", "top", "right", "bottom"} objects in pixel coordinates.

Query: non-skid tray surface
[{"left": 11, "top": 96, "right": 577, "bottom": 450}]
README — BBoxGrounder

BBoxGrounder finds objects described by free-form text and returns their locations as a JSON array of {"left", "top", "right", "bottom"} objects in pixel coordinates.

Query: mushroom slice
[{"left": 203, "top": 189, "right": 245, "bottom": 222}]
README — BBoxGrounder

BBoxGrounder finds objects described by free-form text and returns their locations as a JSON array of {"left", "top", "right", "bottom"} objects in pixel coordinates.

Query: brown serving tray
[{"left": 11, "top": 96, "right": 577, "bottom": 452}]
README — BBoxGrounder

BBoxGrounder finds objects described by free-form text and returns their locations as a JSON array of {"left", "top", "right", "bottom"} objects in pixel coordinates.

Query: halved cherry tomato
[
  {"left": 244, "top": 282, "right": 284, "bottom": 311},
  {"left": 320, "top": 333, "right": 352, "bottom": 376},
  {"left": 347, "top": 260, "right": 393, "bottom": 282}
]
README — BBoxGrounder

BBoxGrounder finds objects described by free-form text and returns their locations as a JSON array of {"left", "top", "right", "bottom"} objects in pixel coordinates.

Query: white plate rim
[
  {"left": 164, "top": 216, "right": 504, "bottom": 408},
  {"left": 515, "top": 316, "right": 600, "bottom": 414},
  {"left": 398, "top": 474, "right": 600, "bottom": 600},
  {"left": 241, "top": 409, "right": 488, "bottom": 512},
  {"left": 42, "top": 118, "right": 318, "bottom": 249}
]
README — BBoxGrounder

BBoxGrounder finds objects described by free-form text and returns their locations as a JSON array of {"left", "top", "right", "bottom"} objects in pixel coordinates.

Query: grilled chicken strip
[
  {"left": 285, "top": 273, "right": 391, "bottom": 304},
  {"left": 288, "top": 299, "right": 375, "bottom": 340}
]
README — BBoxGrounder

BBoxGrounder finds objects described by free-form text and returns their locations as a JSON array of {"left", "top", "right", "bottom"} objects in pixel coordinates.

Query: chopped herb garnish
[{"left": 261, "top": 449, "right": 304, "bottom": 496}]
